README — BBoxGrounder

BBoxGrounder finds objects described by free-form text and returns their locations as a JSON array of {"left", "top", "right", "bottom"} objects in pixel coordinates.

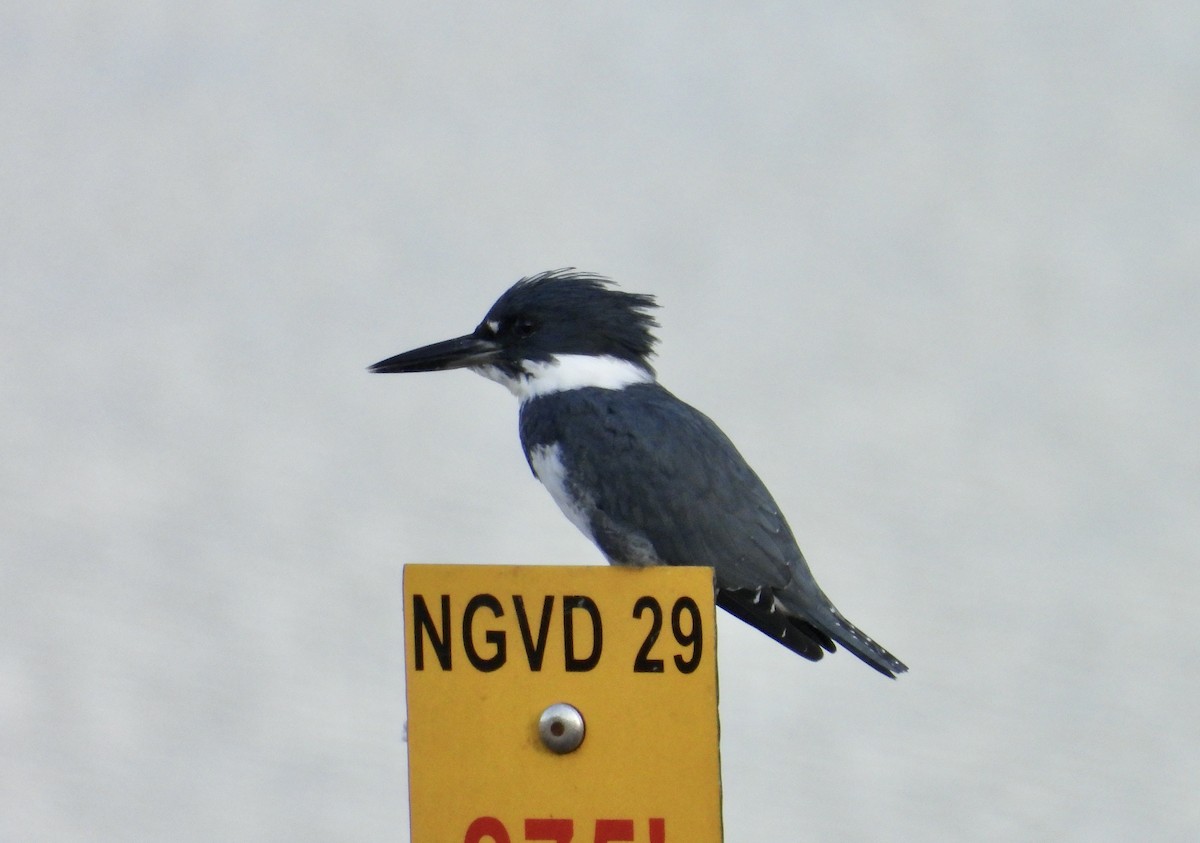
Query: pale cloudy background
[{"left": 3, "top": 3, "right": 1197, "bottom": 841}]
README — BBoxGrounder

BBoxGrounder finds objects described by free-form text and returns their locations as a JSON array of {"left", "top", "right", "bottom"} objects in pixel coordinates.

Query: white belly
[
  {"left": 528, "top": 441, "right": 663, "bottom": 567},
  {"left": 528, "top": 443, "right": 597, "bottom": 545}
]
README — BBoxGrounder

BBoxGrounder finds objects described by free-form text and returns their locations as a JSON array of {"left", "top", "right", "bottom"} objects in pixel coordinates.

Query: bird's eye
[{"left": 513, "top": 318, "right": 537, "bottom": 338}]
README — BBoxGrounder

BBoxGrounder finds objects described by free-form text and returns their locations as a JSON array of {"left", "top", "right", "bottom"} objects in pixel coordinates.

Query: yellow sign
[{"left": 404, "top": 564, "right": 722, "bottom": 843}]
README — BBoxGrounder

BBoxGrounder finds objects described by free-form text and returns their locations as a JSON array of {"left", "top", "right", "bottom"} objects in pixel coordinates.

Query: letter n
[{"left": 412, "top": 594, "right": 451, "bottom": 670}]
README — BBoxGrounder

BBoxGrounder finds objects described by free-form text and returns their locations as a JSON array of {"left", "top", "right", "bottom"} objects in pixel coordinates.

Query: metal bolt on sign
[{"left": 539, "top": 702, "right": 586, "bottom": 754}]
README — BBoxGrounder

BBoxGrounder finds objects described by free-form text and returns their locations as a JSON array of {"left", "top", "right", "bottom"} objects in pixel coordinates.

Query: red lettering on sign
[
  {"left": 465, "top": 816, "right": 667, "bottom": 842},
  {"left": 526, "top": 818, "right": 573, "bottom": 842},
  {"left": 593, "top": 819, "right": 634, "bottom": 842},
  {"left": 464, "top": 816, "right": 511, "bottom": 843}
]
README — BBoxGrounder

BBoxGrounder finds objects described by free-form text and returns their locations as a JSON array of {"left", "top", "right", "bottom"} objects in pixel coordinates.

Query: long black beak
[{"left": 368, "top": 333, "right": 502, "bottom": 374}]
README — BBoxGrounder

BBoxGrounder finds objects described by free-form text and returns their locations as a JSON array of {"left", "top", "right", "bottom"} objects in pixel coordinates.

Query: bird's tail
[
  {"left": 817, "top": 604, "right": 908, "bottom": 678},
  {"left": 718, "top": 588, "right": 908, "bottom": 678},
  {"left": 718, "top": 587, "right": 907, "bottom": 678}
]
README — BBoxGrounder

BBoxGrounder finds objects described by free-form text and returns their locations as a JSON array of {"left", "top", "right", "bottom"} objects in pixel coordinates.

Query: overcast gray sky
[{"left": 3, "top": 3, "right": 1198, "bottom": 841}]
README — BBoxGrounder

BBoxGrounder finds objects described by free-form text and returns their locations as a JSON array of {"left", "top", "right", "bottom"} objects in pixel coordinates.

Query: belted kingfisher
[{"left": 370, "top": 269, "right": 907, "bottom": 678}]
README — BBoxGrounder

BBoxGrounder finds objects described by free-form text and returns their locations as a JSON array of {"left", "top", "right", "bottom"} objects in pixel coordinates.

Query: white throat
[{"left": 473, "top": 353, "right": 653, "bottom": 402}]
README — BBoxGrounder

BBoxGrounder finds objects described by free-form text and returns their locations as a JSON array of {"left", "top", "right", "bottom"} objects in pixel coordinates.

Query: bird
[{"left": 369, "top": 269, "right": 907, "bottom": 678}]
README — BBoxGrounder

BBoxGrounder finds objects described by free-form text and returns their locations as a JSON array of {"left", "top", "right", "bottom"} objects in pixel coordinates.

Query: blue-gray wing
[
  {"left": 520, "top": 385, "right": 800, "bottom": 580},
  {"left": 520, "top": 384, "right": 907, "bottom": 676}
]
